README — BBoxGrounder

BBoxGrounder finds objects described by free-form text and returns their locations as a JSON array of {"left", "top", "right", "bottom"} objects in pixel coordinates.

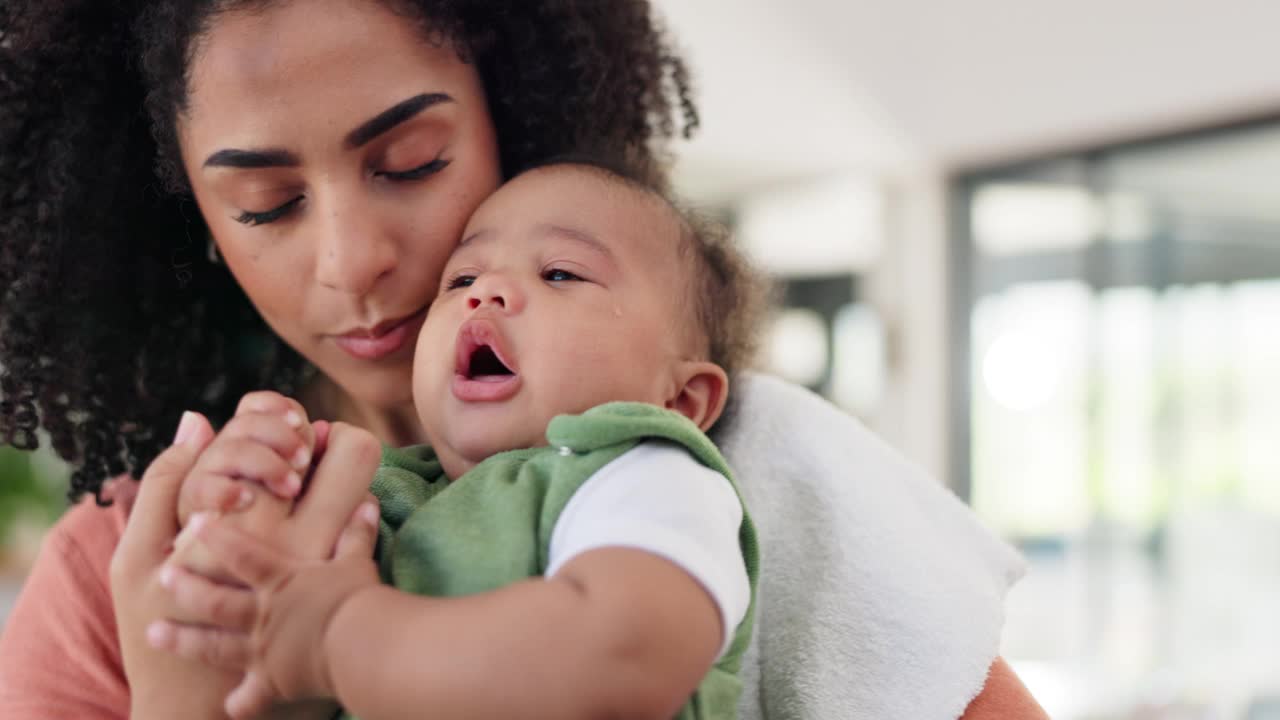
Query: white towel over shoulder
[{"left": 718, "top": 374, "right": 1026, "bottom": 720}]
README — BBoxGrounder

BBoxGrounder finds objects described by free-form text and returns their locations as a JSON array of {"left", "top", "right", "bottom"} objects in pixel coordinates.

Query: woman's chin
[{"left": 327, "top": 362, "right": 416, "bottom": 414}]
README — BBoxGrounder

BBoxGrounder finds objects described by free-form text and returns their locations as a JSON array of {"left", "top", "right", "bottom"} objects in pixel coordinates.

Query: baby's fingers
[
  {"left": 179, "top": 473, "right": 257, "bottom": 520},
  {"left": 236, "top": 391, "right": 315, "bottom": 452},
  {"left": 189, "top": 513, "right": 291, "bottom": 589},
  {"left": 160, "top": 563, "right": 257, "bottom": 631},
  {"left": 146, "top": 619, "right": 251, "bottom": 671},
  {"left": 198, "top": 437, "right": 303, "bottom": 500},
  {"left": 218, "top": 412, "right": 317, "bottom": 495},
  {"left": 311, "top": 419, "right": 331, "bottom": 460},
  {"left": 293, "top": 422, "right": 382, "bottom": 547}
]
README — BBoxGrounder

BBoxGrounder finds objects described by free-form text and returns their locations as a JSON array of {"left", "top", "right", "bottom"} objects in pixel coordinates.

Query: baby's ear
[{"left": 666, "top": 361, "right": 729, "bottom": 432}]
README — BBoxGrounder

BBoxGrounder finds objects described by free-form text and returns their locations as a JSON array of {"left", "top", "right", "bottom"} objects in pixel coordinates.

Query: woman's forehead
[{"left": 182, "top": 0, "right": 476, "bottom": 142}]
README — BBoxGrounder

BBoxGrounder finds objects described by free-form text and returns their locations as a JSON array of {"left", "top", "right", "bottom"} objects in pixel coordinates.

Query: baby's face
[{"left": 413, "top": 166, "right": 692, "bottom": 477}]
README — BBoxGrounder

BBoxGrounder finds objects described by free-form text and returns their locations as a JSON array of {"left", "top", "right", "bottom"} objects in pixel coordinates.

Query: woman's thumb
[
  {"left": 173, "top": 410, "right": 215, "bottom": 449},
  {"left": 120, "top": 411, "right": 216, "bottom": 554},
  {"left": 333, "top": 495, "right": 380, "bottom": 560}
]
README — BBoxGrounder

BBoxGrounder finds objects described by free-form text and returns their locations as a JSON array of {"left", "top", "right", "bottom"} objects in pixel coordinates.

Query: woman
[{"left": 0, "top": 0, "right": 1043, "bottom": 718}]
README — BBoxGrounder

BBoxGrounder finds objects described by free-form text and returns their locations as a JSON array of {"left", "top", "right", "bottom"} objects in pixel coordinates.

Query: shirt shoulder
[
  {"left": 547, "top": 442, "right": 750, "bottom": 658},
  {"left": 0, "top": 477, "right": 135, "bottom": 719}
]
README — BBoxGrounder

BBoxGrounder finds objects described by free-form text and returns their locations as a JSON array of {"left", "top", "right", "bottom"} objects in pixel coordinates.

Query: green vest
[{"left": 356, "top": 402, "right": 759, "bottom": 720}]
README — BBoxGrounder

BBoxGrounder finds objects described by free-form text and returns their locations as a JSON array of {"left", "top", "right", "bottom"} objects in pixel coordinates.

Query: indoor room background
[{"left": 3, "top": 2, "right": 1278, "bottom": 717}]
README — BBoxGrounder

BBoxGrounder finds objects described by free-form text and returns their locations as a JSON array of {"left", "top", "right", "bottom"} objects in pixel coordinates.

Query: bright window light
[
  {"left": 973, "top": 183, "right": 1099, "bottom": 255},
  {"left": 765, "top": 308, "right": 829, "bottom": 387},
  {"left": 981, "top": 329, "right": 1067, "bottom": 412},
  {"left": 737, "top": 175, "right": 884, "bottom": 276}
]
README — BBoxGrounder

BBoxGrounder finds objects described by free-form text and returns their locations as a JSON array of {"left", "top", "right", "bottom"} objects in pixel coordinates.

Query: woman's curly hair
[{"left": 0, "top": 0, "right": 698, "bottom": 504}]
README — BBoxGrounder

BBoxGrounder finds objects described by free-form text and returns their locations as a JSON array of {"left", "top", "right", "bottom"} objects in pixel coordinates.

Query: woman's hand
[
  {"left": 172, "top": 392, "right": 324, "bottom": 586},
  {"left": 110, "top": 410, "right": 243, "bottom": 719},
  {"left": 174, "top": 391, "right": 322, "bottom": 526},
  {"left": 150, "top": 422, "right": 385, "bottom": 716},
  {"left": 162, "top": 502, "right": 382, "bottom": 719}
]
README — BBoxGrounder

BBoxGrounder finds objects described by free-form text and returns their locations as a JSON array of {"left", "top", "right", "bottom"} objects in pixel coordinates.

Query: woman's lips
[{"left": 332, "top": 307, "right": 428, "bottom": 361}]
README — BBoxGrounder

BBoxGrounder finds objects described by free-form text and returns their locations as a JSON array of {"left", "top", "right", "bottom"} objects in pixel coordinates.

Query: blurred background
[{"left": 3, "top": 1, "right": 1279, "bottom": 717}]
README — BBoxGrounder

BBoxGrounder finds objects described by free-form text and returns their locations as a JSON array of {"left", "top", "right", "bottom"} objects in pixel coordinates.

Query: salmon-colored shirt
[{"left": 0, "top": 481, "right": 136, "bottom": 718}]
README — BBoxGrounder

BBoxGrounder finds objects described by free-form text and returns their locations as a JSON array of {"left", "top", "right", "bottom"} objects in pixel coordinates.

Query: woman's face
[{"left": 177, "top": 0, "right": 502, "bottom": 413}]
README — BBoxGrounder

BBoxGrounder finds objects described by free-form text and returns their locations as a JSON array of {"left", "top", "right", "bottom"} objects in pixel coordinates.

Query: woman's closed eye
[
  {"left": 235, "top": 196, "right": 304, "bottom": 226},
  {"left": 232, "top": 158, "right": 450, "bottom": 227},
  {"left": 376, "top": 157, "right": 450, "bottom": 182}
]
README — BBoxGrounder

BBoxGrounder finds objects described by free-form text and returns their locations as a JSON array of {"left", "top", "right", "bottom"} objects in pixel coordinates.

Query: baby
[{"left": 168, "top": 161, "right": 766, "bottom": 720}]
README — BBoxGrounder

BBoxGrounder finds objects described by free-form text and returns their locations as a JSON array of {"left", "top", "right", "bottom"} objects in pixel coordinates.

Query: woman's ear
[{"left": 665, "top": 361, "right": 729, "bottom": 432}]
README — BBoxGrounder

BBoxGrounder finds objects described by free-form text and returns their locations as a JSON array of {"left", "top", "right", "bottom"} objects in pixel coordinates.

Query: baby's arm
[
  {"left": 325, "top": 446, "right": 742, "bottom": 719},
  {"left": 328, "top": 548, "right": 721, "bottom": 720},
  {"left": 177, "top": 520, "right": 723, "bottom": 720},
  {"left": 164, "top": 442, "right": 743, "bottom": 719}
]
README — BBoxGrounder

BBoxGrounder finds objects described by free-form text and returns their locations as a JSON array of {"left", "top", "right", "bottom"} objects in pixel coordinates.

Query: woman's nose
[
  {"left": 314, "top": 198, "right": 397, "bottom": 296},
  {"left": 466, "top": 274, "right": 524, "bottom": 313}
]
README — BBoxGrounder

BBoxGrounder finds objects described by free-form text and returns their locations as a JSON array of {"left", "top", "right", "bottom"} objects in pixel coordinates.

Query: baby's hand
[{"left": 173, "top": 392, "right": 322, "bottom": 584}]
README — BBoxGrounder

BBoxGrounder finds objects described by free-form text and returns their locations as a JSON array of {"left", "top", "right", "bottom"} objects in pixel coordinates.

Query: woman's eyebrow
[
  {"left": 345, "top": 92, "right": 453, "bottom": 149},
  {"left": 204, "top": 148, "right": 299, "bottom": 169},
  {"left": 202, "top": 93, "right": 454, "bottom": 170}
]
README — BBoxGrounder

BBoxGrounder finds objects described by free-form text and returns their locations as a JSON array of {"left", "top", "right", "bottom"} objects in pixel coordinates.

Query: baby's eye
[
  {"left": 543, "top": 268, "right": 584, "bottom": 283},
  {"left": 446, "top": 274, "right": 476, "bottom": 290}
]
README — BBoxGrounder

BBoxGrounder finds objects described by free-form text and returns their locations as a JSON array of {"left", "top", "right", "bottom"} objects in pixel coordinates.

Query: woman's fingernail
[
  {"left": 188, "top": 512, "right": 210, "bottom": 535},
  {"left": 159, "top": 564, "right": 176, "bottom": 589},
  {"left": 284, "top": 410, "right": 304, "bottom": 429},
  {"left": 360, "top": 502, "right": 380, "bottom": 526},
  {"left": 284, "top": 472, "right": 302, "bottom": 496},
  {"left": 234, "top": 487, "right": 255, "bottom": 511},
  {"left": 146, "top": 621, "right": 172, "bottom": 649},
  {"left": 173, "top": 411, "right": 198, "bottom": 447},
  {"left": 246, "top": 398, "right": 274, "bottom": 414},
  {"left": 291, "top": 446, "right": 311, "bottom": 471}
]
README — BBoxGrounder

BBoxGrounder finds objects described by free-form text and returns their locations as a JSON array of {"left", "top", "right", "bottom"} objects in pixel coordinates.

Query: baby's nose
[{"left": 468, "top": 292, "right": 506, "bottom": 310}]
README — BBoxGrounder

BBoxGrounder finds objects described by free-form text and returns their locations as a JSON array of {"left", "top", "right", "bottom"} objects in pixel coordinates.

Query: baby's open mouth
[
  {"left": 465, "top": 344, "right": 514, "bottom": 380},
  {"left": 454, "top": 318, "right": 518, "bottom": 382},
  {"left": 452, "top": 319, "right": 521, "bottom": 402}
]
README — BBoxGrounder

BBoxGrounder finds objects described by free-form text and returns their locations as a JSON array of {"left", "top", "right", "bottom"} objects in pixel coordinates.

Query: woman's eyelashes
[
  {"left": 377, "top": 157, "right": 450, "bottom": 182},
  {"left": 232, "top": 158, "right": 451, "bottom": 226},
  {"left": 235, "top": 196, "right": 304, "bottom": 226}
]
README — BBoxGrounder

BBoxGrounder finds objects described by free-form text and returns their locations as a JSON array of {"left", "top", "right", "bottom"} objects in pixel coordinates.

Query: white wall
[{"left": 657, "top": 0, "right": 1280, "bottom": 485}]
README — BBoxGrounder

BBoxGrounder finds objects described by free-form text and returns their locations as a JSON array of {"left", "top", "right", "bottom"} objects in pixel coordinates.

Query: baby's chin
[{"left": 432, "top": 425, "right": 548, "bottom": 479}]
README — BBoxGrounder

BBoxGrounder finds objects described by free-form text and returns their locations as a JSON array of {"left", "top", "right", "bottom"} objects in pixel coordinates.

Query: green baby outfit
[{"left": 349, "top": 402, "right": 758, "bottom": 720}]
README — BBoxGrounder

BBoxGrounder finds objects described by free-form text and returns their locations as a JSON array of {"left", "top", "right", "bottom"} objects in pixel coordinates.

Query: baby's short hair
[
  {"left": 673, "top": 208, "right": 769, "bottom": 380},
  {"left": 520, "top": 156, "right": 770, "bottom": 381}
]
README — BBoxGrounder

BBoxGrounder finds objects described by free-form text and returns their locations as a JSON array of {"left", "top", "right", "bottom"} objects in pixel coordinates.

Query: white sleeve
[{"left": 546, "top": 441, "right": 750, "bottom": 660}]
